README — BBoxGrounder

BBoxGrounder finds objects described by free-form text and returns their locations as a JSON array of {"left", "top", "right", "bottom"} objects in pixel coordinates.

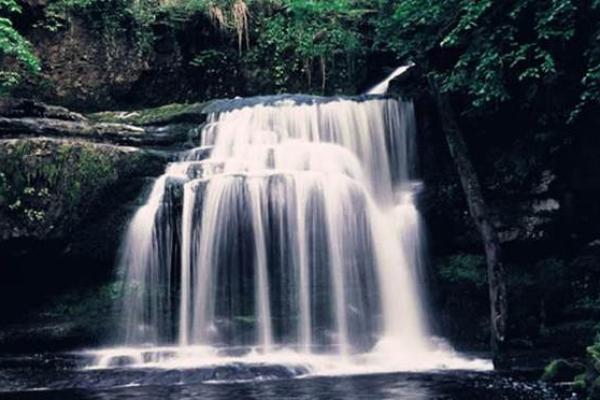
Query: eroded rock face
[
  {"left": 0, "top": 98, "right": 86, "bottom": 121},
  {"left": 12, "top": 7, "right": 226, "bottom": 110},
  {"left": 22, "top": 14, "right": 156, "bottom": 110},
  {"left": 0, "top": 99, "right": 206, "bottom": 147}
]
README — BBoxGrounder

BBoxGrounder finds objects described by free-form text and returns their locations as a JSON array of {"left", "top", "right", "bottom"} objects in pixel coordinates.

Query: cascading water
[
  {"left": 89, "top": 94, "right": 490, "bottom": 374},
  {"left": 367, "top": 64, "right": 415, "bottom": 95}
]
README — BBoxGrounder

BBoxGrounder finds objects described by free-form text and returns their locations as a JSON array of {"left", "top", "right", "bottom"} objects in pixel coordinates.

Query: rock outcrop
[{"left": 0, "top": 98, "right": 206, "bottom": 350}]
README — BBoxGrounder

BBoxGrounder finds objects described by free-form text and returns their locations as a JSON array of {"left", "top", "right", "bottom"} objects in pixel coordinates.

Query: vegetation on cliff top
[
  {"left": 0, "top": 0, "right": 39, "bottom": 94},
  {"left": 3, "top": 0, "right": 599, "bottom": 115},
  {"left": 3, "top": 0, "right": 375, "bottom": 98},
  {"left": 379, "top": 0, "right": 600, "bottom": 121}
]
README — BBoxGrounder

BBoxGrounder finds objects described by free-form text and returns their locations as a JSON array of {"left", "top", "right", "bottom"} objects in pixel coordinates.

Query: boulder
[{"left": 0, "top": 137, "right": 168, "bottom": 241}]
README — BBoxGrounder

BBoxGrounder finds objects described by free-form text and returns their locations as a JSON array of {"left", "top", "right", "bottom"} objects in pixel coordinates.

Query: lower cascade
[{"left": 90, "top": 95, "right": 490, "bottom": 374}]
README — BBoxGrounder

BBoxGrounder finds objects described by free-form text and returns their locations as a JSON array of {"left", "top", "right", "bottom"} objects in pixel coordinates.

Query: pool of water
[{"left": 0, "top": 352, "right": 578, "bottom": 400}]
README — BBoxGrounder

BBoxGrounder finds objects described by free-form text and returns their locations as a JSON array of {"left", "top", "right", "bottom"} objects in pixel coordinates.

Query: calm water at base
[{"left": 0, "top": 353, "right": 578, "bottom": 400}]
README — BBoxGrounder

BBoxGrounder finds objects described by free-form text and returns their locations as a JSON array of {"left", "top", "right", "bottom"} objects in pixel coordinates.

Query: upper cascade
[
  {"left": 367, "top": 64, "right": 415, "bottom": 95},
  {"left": 203, "top": 94, "right": 394, "bottom": 114}
]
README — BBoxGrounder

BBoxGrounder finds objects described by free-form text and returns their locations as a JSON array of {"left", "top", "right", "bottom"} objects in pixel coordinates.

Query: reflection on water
[{"left": 0, "top": 354, "right": 575, "bottom": 400}]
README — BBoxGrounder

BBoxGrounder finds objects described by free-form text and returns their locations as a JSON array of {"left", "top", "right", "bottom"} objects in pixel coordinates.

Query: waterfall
[
  {"left": 367, "top": 64, "right": 415, "bottom": 95},
  {"left": 94, "top": 94, "right": 490, "bottom": 373}
]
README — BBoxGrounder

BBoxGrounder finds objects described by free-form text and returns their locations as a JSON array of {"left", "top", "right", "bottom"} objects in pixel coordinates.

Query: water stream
[{"left": 367, "top": 64, "right": 415, "bottom": 95}]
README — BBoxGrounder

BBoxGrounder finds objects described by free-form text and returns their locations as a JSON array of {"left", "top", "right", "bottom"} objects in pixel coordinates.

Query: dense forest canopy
[{"left": 1, "top": 0, "right": 599, "bottom": 119}]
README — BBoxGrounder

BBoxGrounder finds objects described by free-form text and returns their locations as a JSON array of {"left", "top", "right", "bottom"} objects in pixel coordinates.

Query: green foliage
[
  {"left": 46, "top": 281, "right": 122, "bottom": 318},
  {"left": 541, "top": 358, "right": 586, "bottom": 382},
  {"left": 190, "top": 49, "right": 240, "bottom": 97},
  {"left": 41, "top": 0, "right": 252, "bottom": 58},
  {"left": 42, "top": 0, "right": 160, "bottom": 55},
  {"left": 438, "top": 254, "right": 487, "bottom": 287},
  {"left": 161, "top": 0, "right": 239, "bottom": 27},
  {"left": 582, "top": 336, "right": 600, "bottom": 398},
  {"left": 588, "top": 335, "right": 600, "bottom": 364},
  {"left": 573, "top": 1, "right": 600, "bottom": 120},
  {"left": 3, "top": 0, "right": 597, "bottom": 102},
  {"left": 0, "top": 141, "right": 118, "bottom": 232},
  {"left": 0, "top": 0, "right": 381, "bottom": 96},
  {"left": 542, "top": 359, "right": 567, "bottom": 381},
  {"left": 29, "top": 0, "right": 371, "bottom": 94},
  {"left": 246, "top": 0, "right": 368, "bottom": 93},
  {"left": 0, "top": 0, "right": 40, "bottom": 94},
  {"left": 378, "top": 0, "right": 597, "bottom": 116},
  {"left": 573, "top": 372, "right": 587, "bottom": 391}
]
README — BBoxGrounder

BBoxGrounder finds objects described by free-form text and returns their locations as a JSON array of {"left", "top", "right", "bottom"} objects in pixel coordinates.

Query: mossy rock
[
  {"left": 0, "top": 138, "right": 167, "bottom": 240},
  {"left": 541, "top": 359, "right": 586, "bottom": 382},
  {"left": 88, "top": 102, "right": 208, "bottom": 126}
]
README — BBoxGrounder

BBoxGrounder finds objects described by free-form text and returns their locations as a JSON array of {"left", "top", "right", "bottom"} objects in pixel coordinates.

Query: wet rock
[
  {"left": 0, "top": 98, "right": 205, "bottom": 148},
  {"left": 0, "top": 98, "right": 87, "bottom": 121},
  {"left": 0, "top": 116, "right": 193, "bottom": 147},
  {"left": 0, "top": 137, "right": 167, "bottom": 241}
]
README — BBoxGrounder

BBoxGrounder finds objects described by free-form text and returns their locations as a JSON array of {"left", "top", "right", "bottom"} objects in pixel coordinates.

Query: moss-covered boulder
[{"left": 0, "top": 138, "right": 167, "bottom": 241}]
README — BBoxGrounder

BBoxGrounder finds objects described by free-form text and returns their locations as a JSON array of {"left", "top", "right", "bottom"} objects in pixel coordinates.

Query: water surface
[{"left": 0, "top": 353, "right": 576, "bottom": 400}]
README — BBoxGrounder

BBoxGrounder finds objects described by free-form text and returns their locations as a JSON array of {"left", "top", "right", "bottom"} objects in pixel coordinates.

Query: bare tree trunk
[{"left": 429, "top": 78, "right": 507, "bottom": 366}]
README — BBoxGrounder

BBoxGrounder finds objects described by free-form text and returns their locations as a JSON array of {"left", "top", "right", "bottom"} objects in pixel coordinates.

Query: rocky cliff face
[
  {"left": 10, "top": 1, "right": 390, "bottom": 110},
  {"left": 0, "top": 98, "right": 205, "bottom": 350},
  {"left": 11, "top": 0, "right": 230, "bottom": 110}
]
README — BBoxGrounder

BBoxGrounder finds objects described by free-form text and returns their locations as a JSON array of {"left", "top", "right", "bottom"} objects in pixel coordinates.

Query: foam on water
[{"left": 84, "top": 341, "right": 491, "bottom": 375}]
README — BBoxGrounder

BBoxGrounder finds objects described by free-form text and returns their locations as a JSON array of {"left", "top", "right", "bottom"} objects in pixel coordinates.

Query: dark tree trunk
[{"left": 429, "top": 78, "right": 508, "bottom": 367}]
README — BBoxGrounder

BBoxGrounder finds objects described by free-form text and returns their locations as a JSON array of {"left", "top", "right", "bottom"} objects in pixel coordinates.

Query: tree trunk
[{"left": 428, "top": 78, "right": 508, "bottom": 367}]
